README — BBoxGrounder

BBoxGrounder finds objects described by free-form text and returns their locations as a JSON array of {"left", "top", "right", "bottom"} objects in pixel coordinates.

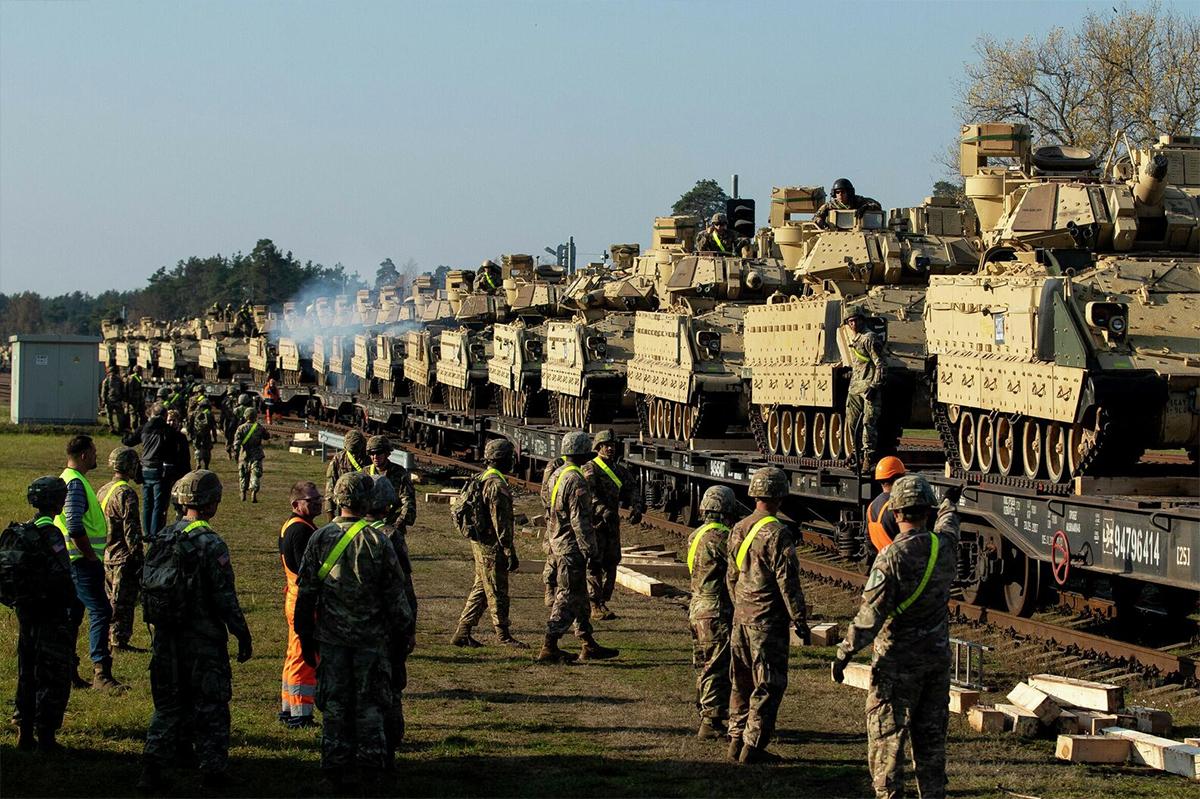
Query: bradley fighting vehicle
[
  {"left": 925, "top": 123, "right": 1200, "bottom": 483},
  {"left": 158, "top": 318, "right": 204, "bottom": 381},
  {"left": 404, "top": 271, "right": 471, "bottom": 406},
  {"left": 99, "top": 318, "right": 124, "bottom": 368},
  {"left": 745, "top": 187, "right": 979, "bottom": 461},
  {"left": 437, "top": 260, "right": 514, "bottom": 412},
  {"left": 364, "top": 279, "right": 416, "bottom": 401},
  {"left": 198, "top": 305, "right": 251, "bottom": 382}
]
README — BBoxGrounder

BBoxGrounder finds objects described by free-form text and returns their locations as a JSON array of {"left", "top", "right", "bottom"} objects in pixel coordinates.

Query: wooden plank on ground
[
  {"left": 623, "top": 544, "right": 668, "bottom": 554},
  {"left": 424, "top": 492, "right": 456, "bottom": 504},
  {"left": 1102, "top": 727, "right": 1200, "bottom": 779},
  {"left": 996, "top": 703, "right": 1041, "bottom": 737},
  {"left": 1055, "top": 709, "right": 1082, "bottom": 735},
  {"left": 968, "top": 705, "right": 1007, "bottom": 734},
  {"left": 949, "top": 688, "right": 980, "bottom": 715},
  {"left": 1126, "top": 706, "right": 1172, "bottom": 736},
  {"left": 615, "top": 565, "right": 667, "bottom": 597},
  {"left": 809, "top": 622, "right": 840, "bottom": 647},
  {"left": 1028, "top": 674, "right": 1123, "bottom": 712},
  {"left": 1072, "top": 711, "right": 1119, "bottom": 735},
  {"left": 1055, "top": 734, "right": 1132, "bottom": 764},
  {"left": 1008, "top": 681, "right": 1062, "bottom": 723}
]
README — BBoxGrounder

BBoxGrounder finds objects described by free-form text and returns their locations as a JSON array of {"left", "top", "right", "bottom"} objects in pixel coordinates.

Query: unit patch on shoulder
[{"left": 864, "top": 568, "right": 885, "bottom": 592}]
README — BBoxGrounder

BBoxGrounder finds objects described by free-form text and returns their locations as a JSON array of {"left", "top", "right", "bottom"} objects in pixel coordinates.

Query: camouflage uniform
[
  {"left": 813, "top": 194, "right": 883, "bottom": 228},
  {"left": 188, "top": 405, "right": 218, "bottom": 470},
  {"left": 544, "top": 462, "right": 598, "bottom": 639},
  {"left": 101, "top": 372, "right": 128, "bottom": 433},
  {"left": 97, "top": 478, "right": 142, "bottom": 647},
  {"left": 324, "top": 446, "right": 367, "bottom": 518},
  {"left": 694, "top": 226, "right": 740, "bottom": 255},
  {"left": 372, "top": 518, "right": 417, "bottom": 749},
  {"left": 456, "top": 469, "right": 516, "bottom": 636},
  {"left": 688, "top": 517, "right": 733, "bottom": 727},
  {"left": 836, "top": 497, "right": 960, "bottom": 799},
  {"left": 233, "top": 417, "right": 269, "bottom": 498},
  {"left": 143, "top": 519, "right": 251, "bottom": 775},
  {"left": 539, "top": 456, "right": 564, "bottom": 606},
  {"left": 126, "top": 373, "right": 145, "bottom": 422},
  {"left": 295, "top": 513, "right": 412, "bottom": 772},
  {"left": 581, "top": 455, "right": 635, "bottom": 607},
  {"left": 367, "top": 462, "right": 417, "bottom": 530},
  {"left": 845, "top": 327, "right": 886, "bottom": 466},
  {"left": 726, "top": 510, "right": 808, "bottom": 753}
]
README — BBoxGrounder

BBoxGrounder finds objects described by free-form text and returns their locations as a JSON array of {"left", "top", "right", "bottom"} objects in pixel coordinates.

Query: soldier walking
[
  {"left": 451, "top": 439, "right": 526, "bottom": 649},
  {"left": 10, "top": 477, "right": 77, "bottom": 753},
  {"left": 294, "top": 473, "right": 412, "bottom": 790},
  {"left": 687, "top": 486, "right": 738, "bottom": 740},
  {"left": 726, "top": 466, "right": 809, "bottom": 764},
  {"left": 324, "top": 430, "right": 368, "bottom": 521},
  {"left": 97, "top": 446, "right": 143, "bottom": 652},
  {"left": 831, "top": 476, "right": 961, "bottom": 799},
  {"left": 843, "top": 309, "right": 886, "bottom": 471},
  {"left": 233, "top": 409, "right": 270, "bottom": 503},
  {"left": 137, "top": 471, "right": 253, "bottom": 792},
  {"left": 188, "top": 397, "right": 218, "bottom": 470},
  {"left": 278, "top": 481, "right": 323, "bottom": 729},
  {"left": 581, "top": 430, "right": 642, "bottom": 620},
  {"left": 536, "top": 432, "right": 618, "bottom": 663},
  {"left": 365, "top": 435, "right": 416, "bottom": 530}
]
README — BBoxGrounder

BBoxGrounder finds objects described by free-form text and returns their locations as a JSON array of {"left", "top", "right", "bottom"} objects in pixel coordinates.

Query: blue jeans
[
  {"left": 143, "top": 466, "right": 166, "bottom": 537},
  {"left": 71, "top": 558, "right": 112, "bottom": 664}
]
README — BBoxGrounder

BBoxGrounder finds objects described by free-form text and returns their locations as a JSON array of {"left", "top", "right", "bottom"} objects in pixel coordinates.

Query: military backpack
[
  {"left": 141, "top": 520, "right": 206, "bottom": 626},
  {"left": 451, "top": 470, "right": 502, "bottom": 543},
  {"left": 0, "top": 521, "right": 53, "bottom": 608}
]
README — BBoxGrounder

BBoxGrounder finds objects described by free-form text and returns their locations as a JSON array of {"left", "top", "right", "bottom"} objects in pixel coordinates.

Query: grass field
[{"left": 1, "top": 427, "right": 1197, "bottom": 797}]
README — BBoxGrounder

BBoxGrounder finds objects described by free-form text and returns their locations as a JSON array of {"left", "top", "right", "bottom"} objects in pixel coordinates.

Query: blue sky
[{"left": 0, "top": 0, "right": 1175, "bottom": 295}]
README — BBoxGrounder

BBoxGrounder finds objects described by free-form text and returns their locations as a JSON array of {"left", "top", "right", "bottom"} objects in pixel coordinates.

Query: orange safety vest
[
  {"left": 866, "top": 493, "right": 894, "bottom": 554},
  {"left": 280, "top": 515, "right": 317, "bottom": 717}
]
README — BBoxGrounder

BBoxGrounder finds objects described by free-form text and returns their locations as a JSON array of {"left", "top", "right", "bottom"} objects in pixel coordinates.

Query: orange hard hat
[{"left": 874, "top": 456, "right": 906, "bottom": 481}]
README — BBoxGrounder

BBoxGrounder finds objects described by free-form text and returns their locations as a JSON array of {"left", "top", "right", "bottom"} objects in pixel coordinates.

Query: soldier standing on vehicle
[
  {"left": 233, "top": 409, "right": 270, "bottom": 503},
  {"left": 537, "top": 432, "right": 619, "bottom": 664},
  {"left": 97, "top": 446, "right": 143, "bottom": 652},
  {"left": 832, "top": 476, "right": 961, "bottom": 799},
  {"left": 294, "top": 473, "right": 412, "bottom": 790},
  {"left": 278, "top": 481, "right": 322, "bottom": 729},
  {"left": 726, "top": 466, "right": 809, "bottom": 765},
  {"left": 843, "top": 309, "right": 886, "bottom": 471},
  {"left": 188, "top": 398, "right": 218, "bottom": 470},
  {"left": 137, "top": 470, "right": 253, "bottom": 792},
  {"left": 7, "top": 477, "right": 76, "bottom": 753},
  {"left": 324, "top": 430, "right": 368, "bottom": 521},
  {"left": 581, "top": 430, "right": 642, "bottom": 620},
  {"left": 687, "top": 486, "right": 738, "bottom": 740},
  {"left": 695, "top": 213, "right": 743, "bottom": 255},
  {"left": 451, "top": 438, "right": 527, "bottom": 649},
  {"left": 814, "top": 178, "right": 883, "bottom": 229},
  {"left": 365, "top": 435, "right": 416, "bottom": 530}
]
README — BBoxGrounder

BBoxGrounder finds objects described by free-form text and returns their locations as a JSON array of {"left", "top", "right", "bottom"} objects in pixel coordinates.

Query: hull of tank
[
  {"left": 541, "top": 315, "right": 636, "bottom": 426},
  {"left": 371, "top": 333, "right": 408, "bottom": 400},
  {"left": 404, "top": 329, "right": 441, "bottom": 406},
  {"left": 488, "top": 322, "right": 547, "bottom": 419},
  {"left": 436, "top": 328, "right": 493, "bottom": 412}
]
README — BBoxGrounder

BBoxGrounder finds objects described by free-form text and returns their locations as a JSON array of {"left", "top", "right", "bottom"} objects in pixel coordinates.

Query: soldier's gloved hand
[
  {"left": 300, "top": 636, "right": 319, "bottom": 668},
  {"left": 944, "top": 484, "right": 963, "bottom": 505},
  {"left": 505, "top": 549, "right": 520, "bottom": 573},
  {"left": 794, "top": 622, "right": 811, "bottom": 646},
  {"left": 831, "top": 654, "right": 849, "bottom": 684},
  {"left": 236, "top": 632, "right": 253, "bottom": 663}
]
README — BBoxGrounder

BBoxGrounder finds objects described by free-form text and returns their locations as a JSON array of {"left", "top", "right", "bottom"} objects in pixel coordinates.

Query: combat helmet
[
  {"left": 889, "top": 475, "right": 937, "bottom": 513},
  {"left": 108, "top": 446, "right": 140, "bottom": 475},
  {"left": 560, "top": 431, "right": 592, "bottom": 456},
  {"left": 699, "top": 485, "right": 737, "bottom": 516},
  {"left": 711, "top": 212, "right": 728, "bottom": 225},
  {"left": 172, "top": 470, "right": 223, "bottom": 507},
  {"left": 27, "top": 476, "right": 67, "bottom": 510},
  {"left": 333, "top": 472, "right": 373, "bottom": 513},
  {"left": 344, "top": 430, "right": 366, "bottom": 453},
  {"left": 157, "top": 387, "right": 170, "bottom": 399},
  {"left": 366, "top": 435, "right": 392, "bottom": 454},
  {"left": 592, "top": 429, "right": 618, "bottom": 447},
  {"left": 484, "top": 438, "right": 514, "bottom": 462},
  {"left": 747, "top": 466, "right": 788, "bottom": 499},
  {"left": 237, "top": 393, "right": 253, "bottom": 407},
  {"left": 831, "top": 177, "right": 855, "bottom": 196},
  {"left": 370, "top": 475, "right": 396, "bottom": 514}
]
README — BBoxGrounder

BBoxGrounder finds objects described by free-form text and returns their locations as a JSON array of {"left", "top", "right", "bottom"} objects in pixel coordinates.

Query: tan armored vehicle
[
  {"left": 351, "top": 333, "right": 374, "bottom": 389},
  {"left": 115, "top": 341, "right": 134, "bottom": 370},
  {"left": 925, "top": 124, "right": 1200, "bottom": 482},
  {"left": 744, "top": 193, "right": 979, "bottom": 459},
  {"left": 371, "top": 333, "right": 407, "bottom": 400},
  {"left": 404, "top": 327, "right": 442, "bottom": 405},
  {"left": 247, "top": 336, "right": 275, "bottom": 384},
  {"left": 277, "top": 337, "right": 311, "bottom": 386}
]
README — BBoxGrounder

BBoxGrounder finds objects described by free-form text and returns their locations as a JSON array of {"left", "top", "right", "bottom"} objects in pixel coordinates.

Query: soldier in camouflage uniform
[
  {"left": 233, "top": 409, "right": 270, "bottom": 502},
  {"left": 695, "top": 212, "right": 743, "bottom": 255},
  {"left": 125, "top": 368, "right": 145, "bottom": 423},
  {"left": 539, "top": 454, "right": 566, "bottom": 606},
  {"left": 97, "top": 447, "right": 143, "bottom": 651},
  {"left": 451, "top": 438, "right": 527, "bottom": 649},
  {"left": 581, "top": 430, "right": 642, "bottom": 621},
  {"left": 14, "top": 477, "right": 77, "bottom": 753},
  {"left": 364, "top": 477, "right": 418, "bottom": 751},
  {"left": 536, "top": 432, "right": 619, "bottom": 663},
  {"left": 138, "top": 471, "right": 253, "bottom": 792},
  {"left": 843, "top": 309, "right": 886, "bottom": 471},
  {"left": 187, "top": 398, "right": 218, "bottom": 470},
  {"left": 100, "top": 367, "right": 128, "bottom": 433},
  {"left": 726, "top": 467, "right": 810, "bottom": 765},
  {"left": 813, "top": 177, "right": 882, "bottom": 229},
  {"left": 688, "top": 486, "right": 738, "bottom": 740},
  {"left": 365, "top": 435, "right": 417, "bottom": 530},
  {"left": 295, "top": 473, "right": 412, "bottom": 789},
  {"left": 324, "top": 430, "right": 368, "bottom": 520},
  {"left": 832, "top": 476, "right": 961, "bottom": 799}
]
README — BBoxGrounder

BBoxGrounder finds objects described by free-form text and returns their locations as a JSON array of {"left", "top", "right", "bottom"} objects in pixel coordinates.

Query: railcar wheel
[
  {"left": 1002, "top": 542, "right": 1041, "bottom": 617},
  {"left": 1045, "top": 422, "right": 1067, "bottom": 482},
  {"left": 766, "top": 409, "right": 782, "bottom": 454},
  {"left": 995, "top": 415, "right": 1018, "bottom": 476},
  {"left": 812, "top": 412, "right": 828, "bottom": 458},
  {"left": 681, "top": 404, "right": 697, "bottom": 441},
  {"left": 829, "top": 412, "right": 844, "bottom": 459},
  {"left": 1021, "top": 421, "right": 1043, "bottom": 479},
  {"left": 977, "top": 414, "right": 996, "bottom": 473},
  {"left": 672, "top": 402, "right": 684, "bottom": 440},
  {"left": 780, "top": 410, "right": 795, "bottom": 455},
  {"left": 794, "top": 410, "right": 809, "bottom": 457},
  {"left": 957, "top": 410, "right": 976, "bottom": 471}
]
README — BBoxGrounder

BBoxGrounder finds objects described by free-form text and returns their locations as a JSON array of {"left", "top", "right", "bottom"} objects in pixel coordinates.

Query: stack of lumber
[
  {"left": 288, "top": 432, "right": 321, "bottom": 456},
  {"left": 837, "top": 662, "right": 980, "bottom": 715},
  {"left": 619, "top": 544, "right": 679, "bottom": 567},
  {"left": 424, "top": 488, "right": 460, "bottom": 504}
]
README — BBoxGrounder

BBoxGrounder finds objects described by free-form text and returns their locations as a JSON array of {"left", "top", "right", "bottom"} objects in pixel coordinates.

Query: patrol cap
[
  {"left": 592, "top": 429, "right": 618, "bottom": 447},
  {"left": 560, "top": 431, "right": 592, "bottom": 456},
  {"left": 172, "top": 470, "right": 223, "bottom": 507},
  {"left": 747, "top": 466, "right": 788, "bottom": 499},
  {"left": 370, "top": 476, "right": 396, "bottom": 514},
  {"left": 889, "top": 474, "right": 937, "bottom": 513},
  {"left": 108, "top": 446, "right": 140, "bottom": 475},
  {"left": 699, "top": 485, "right": 737, "bottom": 515},
  {"left": 366, "top": 435, "right": 393, "bottom": 454},
  {"left": 333, "top": 472, "right": 373, "bottom": 513},
  {"left": 27, "top": 476, "right": 67, "bottom": 510},
  {"left": 484, "top": 438, "right": 514, "bottom": 461},
  {"left": 344, "top": 430, "right": 366, "bottom": 452}
]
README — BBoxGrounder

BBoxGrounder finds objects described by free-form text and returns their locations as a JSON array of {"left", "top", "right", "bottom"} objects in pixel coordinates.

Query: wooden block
[
  {"left": 614, "top": 565, "right": 667, "bottom": 597},
  {"left": 1055, "top": 734, "right": 1132, "bottom": 764},
  {"left": 424, "top": 492, "right": 454, "bottom": 504},
  {"left": 1185, "top": 737, "right": 1200, "bottom": 747},
  {"left": 292, "top": 432, "right": 314, "bottom": 441},
  {"left": 949, "top": 688, "right": 980, "bottom": 715},
  {"left": 1072, "top": 711, "right": 1119, "bottom": 735},
  {"left": 530, "top": 514, "right": 544, "bottom": 526},
  {"left": 840, "top": 662, "right": 872, "bottom": 690},
  {"left": 1055, "top": 709, "right": 1082, "bottom": 735},
  {"left": 288, "top": 446, "right": 310, "bottom": 455},
  {"left": 1102, "top": 727, "right": 1200, "bottom": 779},
  {"left": 1028, "top": 674, "right": 1123, "bottom": 712},
  {"left": 968, "top": 705, "right": 1007, "bottom": 734},
  {"left": 1008, "top": 682, "right": 1062, "bottom": 723},
  {"left": 810, "top": 622, "right": 839, "bottom": 647},
  {"left": 1126, "top": 706, "right": 1172, "bottom": 736},
  {"left": 996, "top": 703, "right": 1041, "bottom": 737}
]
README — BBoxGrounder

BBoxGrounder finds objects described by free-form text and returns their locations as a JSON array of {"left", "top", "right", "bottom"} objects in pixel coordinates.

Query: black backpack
[
  {"left": 451, "top": 476, "right": 490, "bottom": 542},
  {"left": 141, "top": 524, "right": 199, "bottom": 626},
  {"left": 0, "top": 522, "right": 50, "bottom": 608}
]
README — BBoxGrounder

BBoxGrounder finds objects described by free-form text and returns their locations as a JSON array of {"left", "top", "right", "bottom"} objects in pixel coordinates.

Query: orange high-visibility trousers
[{"left": 281, "top": 518, "right": 317, "bottom": 719}]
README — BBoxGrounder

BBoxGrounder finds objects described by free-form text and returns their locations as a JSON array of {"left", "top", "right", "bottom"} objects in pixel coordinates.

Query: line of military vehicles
[{"left": 100, "top": 124, "right": 1200, "bottom": 619}]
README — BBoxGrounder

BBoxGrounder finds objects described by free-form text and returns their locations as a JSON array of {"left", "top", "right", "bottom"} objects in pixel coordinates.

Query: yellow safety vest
[
  {"left": 591, "top": 456, "right": 621, "bottom": 489},
  {"left": 735, "top": 515, "right": 780, "bottom": 571},
  {"left": 687, "top": 522, "right": 729, "bottom": 574},
  {"left": 100, "top": 480, "right": 130, "bottom": 514},
  {"left": 480, "top": 467, "right": 507, "bottom": 485},
  {"left": 317, "top": 519, "right": 370, "bottom": 580},
  {"left": 54, "top": 468, "right": 107, "bottom": 561},
  {"left": 550, "top": 464, "right": 583, "bottom": 509},
  {"left": 240, "top": 422, "right": 260, "bottom": 446}
]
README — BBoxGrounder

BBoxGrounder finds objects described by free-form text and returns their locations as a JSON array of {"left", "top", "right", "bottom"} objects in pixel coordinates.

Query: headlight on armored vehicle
[
  {"left": 586, "top": 336, "right": 607, "bottom": 359},
  {"left": 695, "top": 330, "right": 721, "bottom": 358},
  {"left": 1085, "top": 302, "right": 1128, "bottom": 341}
]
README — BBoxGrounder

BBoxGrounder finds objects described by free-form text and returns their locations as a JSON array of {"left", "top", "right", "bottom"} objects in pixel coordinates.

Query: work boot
[
  {"left": 739, "top": 744, "right": 783, "bottom": 765},
  {"left": 578, "top": 633, "right": 618, "bottom": 660},
  {"left": 534, "top": 634, "right": 577, "bottom": 664},
  {"left": 449, "top": 625, "right": 483, "bottom": 648},
  {"left": 35, "top": 727, "right": 63, "bottom": 754},
  {"left": 136, "top": 763, "right": 164, "bottom": 792},
  {"left": 696, "top": 719, "right": 727, "bottom": 740},
  {"left": 71, "top": 663, "right": 91, "bottom": 690},
  {"left": 597, "top": 603, "right": 618, "bottom": 620},
  {"left": 92, "top": 659, "right": 127, "bottom": 694},
  {"left": 726, "top": 738, "right": 743, "bottom": 762},
  {"left": 495, "top": 628, "right": 529, "bottom": 649},
  {"left": 17, "top": 723, "right": 35, "bottom": 751}
]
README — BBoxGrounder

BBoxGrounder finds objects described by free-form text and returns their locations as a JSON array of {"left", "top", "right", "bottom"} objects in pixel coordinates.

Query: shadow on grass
[{"left": 409, "top": 688, "right": 639, "bottom": 706}]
